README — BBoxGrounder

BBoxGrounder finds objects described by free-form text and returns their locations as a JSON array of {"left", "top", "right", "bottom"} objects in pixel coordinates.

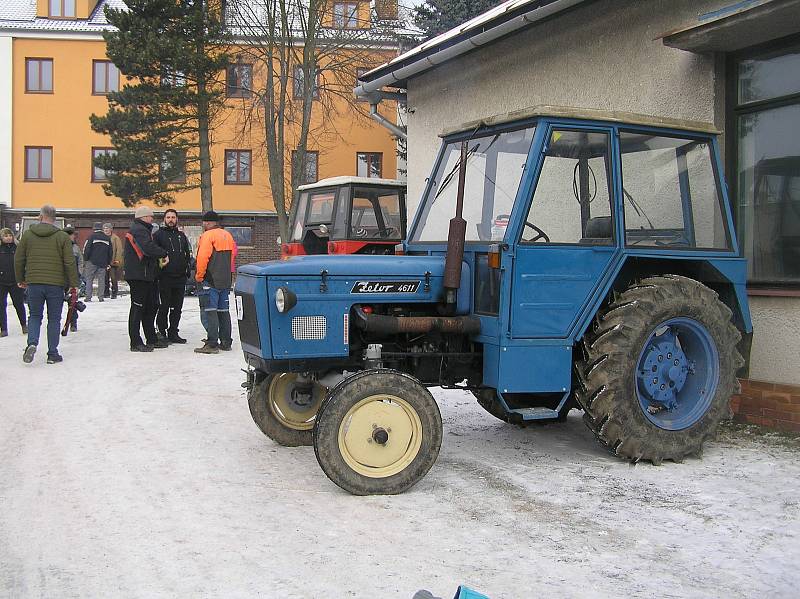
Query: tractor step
[{"left": 510, "top": 407, "right": 560, "bottom": 420}]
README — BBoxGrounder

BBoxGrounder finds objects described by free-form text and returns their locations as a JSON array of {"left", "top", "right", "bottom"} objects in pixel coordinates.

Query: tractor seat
[{"left": 580, "top": 216, "right": 613, "bottom": 244}]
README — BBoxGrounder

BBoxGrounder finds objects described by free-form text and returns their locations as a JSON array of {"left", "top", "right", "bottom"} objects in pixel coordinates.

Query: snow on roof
[
  {"left": 297, "top": 176, "right": 406, "bottom": 191},
  {"left": 0, "top": 0, "right": 126, "bottom": 33}
]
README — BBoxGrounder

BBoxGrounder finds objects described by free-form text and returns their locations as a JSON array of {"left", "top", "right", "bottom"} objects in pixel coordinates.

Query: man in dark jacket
[
  {"left": 124, "top": 206, "right": 169, "bottom": 352},
  {"left": 154, "top": 209, "right": 191, "bottom": 344},
  {"left": 83, "top": 221, "right": 112, "bottom": 302},
  {"left": 14, "top": 205, "right": 79, "bottom": 364}
]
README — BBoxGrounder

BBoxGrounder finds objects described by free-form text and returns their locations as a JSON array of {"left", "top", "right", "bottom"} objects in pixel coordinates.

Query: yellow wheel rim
[
  {"left": 268, "top": 373, "right": 325, "bottom": 431},
  {"left": 337, "top": 394, "right": 423, "bottom": 478}
]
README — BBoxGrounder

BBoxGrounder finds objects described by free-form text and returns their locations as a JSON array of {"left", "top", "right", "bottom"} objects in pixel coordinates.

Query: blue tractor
[{"left": 235, "top": 107, "right": 752, "bottom": 495}]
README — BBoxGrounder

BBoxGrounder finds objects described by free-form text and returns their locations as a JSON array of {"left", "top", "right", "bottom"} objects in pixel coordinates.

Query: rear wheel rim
[
  {"left": 337, "top": 395, "right": 423, "bottom": 478},
  {"left": 268, "top": 373, "right": 325, "bottom": 431},
  {"left": 635, "top": 317, "right": 719, "bottom": 431}
]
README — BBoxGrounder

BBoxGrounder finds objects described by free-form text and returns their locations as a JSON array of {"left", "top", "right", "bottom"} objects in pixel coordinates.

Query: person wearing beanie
[
  {"left": 82, "top": 221, "right": 112, "bottom": 302},
  {"left": 154, "top": 209, "right": 191, "bottom": 344},
  {"left": 102, "top": 222, "right": 124, "bottom": 299},
  {"left": 194, "top": 210, "right": 235, "bottom": 354},
  {"left": 0, "top": 227, "right": 27, "bottom": 337},
  {"left": 124, "top": 205, "right": 169, "bottom": 352}
]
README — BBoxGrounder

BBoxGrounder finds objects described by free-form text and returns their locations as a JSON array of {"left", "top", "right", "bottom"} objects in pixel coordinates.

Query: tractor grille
[
  {"left": 236, "top": 292, "right": 261, "bottom": 350},
  {"left": 292, "top": 316, "right": 326, "bottom": 340}
]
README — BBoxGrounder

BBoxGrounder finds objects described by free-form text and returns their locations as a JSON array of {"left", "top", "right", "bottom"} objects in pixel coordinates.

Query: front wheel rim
[
  {"left": 268, "top": 374, "right": 325, "bottom": 431},
  {"left": 337, "top": 395, "right": 423, "bottom": 478},
  {"left": 635, "top": 317, "right": 720, "bottom": 431}
]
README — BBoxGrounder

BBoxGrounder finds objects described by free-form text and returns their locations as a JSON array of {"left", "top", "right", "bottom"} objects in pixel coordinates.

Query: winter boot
[
  {"left": 194, "top": 342, "right": 219, "bottom": 354},
  {"left": 21, "top": 324, "right": 28, "bottom": 334},
  {"left": 167, "top": 332, "right": 187, "bottom": 344},
  {"left": 23, "top": 344, "right": 36, "bottom": 363},
  {"left": 130, "top": 343, "right": 154, "bottom": 353},
  {"left": 47, "top": 353, "right": 63, "bottom": 364}
]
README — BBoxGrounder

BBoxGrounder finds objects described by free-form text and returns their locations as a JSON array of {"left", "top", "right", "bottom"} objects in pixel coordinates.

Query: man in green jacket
[{"left": 14, "top": 204, "right": 79, "bottom": 364}]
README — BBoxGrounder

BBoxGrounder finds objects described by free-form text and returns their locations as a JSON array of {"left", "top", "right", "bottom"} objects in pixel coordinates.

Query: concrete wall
[{"left": 404, "top": 0, "right": 800, "bottom": 386}]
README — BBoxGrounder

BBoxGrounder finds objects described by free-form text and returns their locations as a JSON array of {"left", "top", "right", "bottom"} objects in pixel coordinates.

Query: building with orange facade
[{"left": 0, "top": 0, "right": 404, "bottom": 262}]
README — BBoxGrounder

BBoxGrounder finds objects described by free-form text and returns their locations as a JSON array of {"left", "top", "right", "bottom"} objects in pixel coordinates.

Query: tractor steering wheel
[
  {"left": 372, "top": 226, "right": 399, "bottom": 238},
  {"left": 523, "top": 221, "right": 550, "bottom": 243}
]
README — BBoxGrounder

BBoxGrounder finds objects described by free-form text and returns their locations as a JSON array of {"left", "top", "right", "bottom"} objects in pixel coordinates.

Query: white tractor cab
[{"left": 281, "top": 176, "right": 406, "bottom": 258}]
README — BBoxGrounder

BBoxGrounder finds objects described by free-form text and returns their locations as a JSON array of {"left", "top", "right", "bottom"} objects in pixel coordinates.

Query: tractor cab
[
  {"left": 236, "top": 107, "right": 753, "bottom": 496},
  {"left": 281, "top": 176, "right": 406, "bottom": 258}
]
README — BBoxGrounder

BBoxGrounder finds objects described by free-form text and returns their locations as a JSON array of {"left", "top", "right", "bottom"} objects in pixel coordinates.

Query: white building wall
[
  {"left": 404, "top": 0, "right": 800, "bottom": 386},
  {"left": 0, "top": 34, "right": 12, "bottom": 207}
]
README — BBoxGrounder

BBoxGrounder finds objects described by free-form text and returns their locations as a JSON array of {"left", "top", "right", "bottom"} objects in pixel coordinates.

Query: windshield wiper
[{"left": 433, "top": 133, "right": 499, "bottom": 202}]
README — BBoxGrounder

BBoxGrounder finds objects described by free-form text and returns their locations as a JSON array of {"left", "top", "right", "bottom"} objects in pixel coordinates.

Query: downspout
[{"left": 370, "top": 102, "right": 407, "bottom": 140}]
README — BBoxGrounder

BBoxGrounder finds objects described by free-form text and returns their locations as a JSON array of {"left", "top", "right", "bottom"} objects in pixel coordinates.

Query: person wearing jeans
[
  {"left": 193, "top": 211, "right": 235, "bottom": 354},
  {"left": 83, "top": 222, "right": 112, "bottom": 302},
  {"left": 14, "top": 205, "right": 79, "bottom": 364}
]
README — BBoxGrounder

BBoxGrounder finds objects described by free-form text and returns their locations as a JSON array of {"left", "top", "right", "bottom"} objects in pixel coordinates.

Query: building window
[
  {"left": 226, "top": 61, "right": 252, "bottom": 98},
  {"left": 49, "top": 0, "right": 76, "bottom": 18},
  {"left": 93, "top": 60, "right": 119, "bottom": 95},
  {"left": 293, "top": 66, "right": 320, "bottom": 99},
  {"left": 225, "top": 226, "right": 253, "bottom": 248},
  {"left": 26, "top": 58, "right": 53, "bottom": 93},
  {"left": 333, "top": 2, "right": 359, "bottom": 29},
  {"left": 91, "top": 147, "right": 117, "bottom": 182},
  {"left": 357, "top": 152, "right": 382, "bottom": 178},
  {"left": 732, "top": 41, "right": 800, "bottom": 286},
  {"left": 225, "top": 149, "right": 252, "bottom": 184},
  {"left": 160, "top": 150, "right": 187, "bottom": 184},
  {"left": 161, "top": 69, "right": 186, "bottom": 87},
  {"left": 25, "top": 147, "right": 53, "bottom": 182},
  {"left": 293, "top": 150, "right": 319, "bottom": 185}
]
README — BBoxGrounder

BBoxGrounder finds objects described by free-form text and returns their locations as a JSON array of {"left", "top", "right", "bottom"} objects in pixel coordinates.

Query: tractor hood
[{"left": 238, "top": 254, "right": 445, "bottom": 278}]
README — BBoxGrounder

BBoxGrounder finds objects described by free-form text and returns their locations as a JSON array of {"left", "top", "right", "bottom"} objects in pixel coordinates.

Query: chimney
[{"left": 375, "top": 0, "right": 399, "bottom": 21}]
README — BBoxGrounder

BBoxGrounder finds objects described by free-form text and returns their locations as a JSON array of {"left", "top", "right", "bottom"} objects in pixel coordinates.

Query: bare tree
[{"left": 226, "top": 0, "right": 406, "bottom": 240}]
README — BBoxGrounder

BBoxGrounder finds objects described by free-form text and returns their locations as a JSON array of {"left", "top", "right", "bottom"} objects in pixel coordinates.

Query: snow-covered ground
[{"left": 1, "top": 297, "right": 798, "bottom": 599}]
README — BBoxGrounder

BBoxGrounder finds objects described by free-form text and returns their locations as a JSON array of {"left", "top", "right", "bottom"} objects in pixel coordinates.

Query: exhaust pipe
[{"left": 353, "top": 306, "right": 480, "bottom": 336}]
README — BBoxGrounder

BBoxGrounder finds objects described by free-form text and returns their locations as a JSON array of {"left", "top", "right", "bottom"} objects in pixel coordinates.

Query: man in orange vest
[{"left": 194, "top": 211, "right": 236, "bottom": 354}]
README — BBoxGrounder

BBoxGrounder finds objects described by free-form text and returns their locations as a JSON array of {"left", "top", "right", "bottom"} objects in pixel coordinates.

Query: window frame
[
  {"left": 92, "top": 60, "right": 120, "bottom": 95},
  {"left": 25, "top": 58, "right": 53, "bottom": 94},
  {"left": 292, "top": 65, "right": 321, "bottom": 100},
  {"left": 292, "top": 149, "right": 319, "bottom": 185},
  {"left": 49, "top": 0, "right": 76, "bottom": 19},
  {"left": 224, "top": 149, "right": 252, "bottom": 185},
  {"left": 333, "top": 2, "right": 360, "bottom": 29},
  {"left": 725, "top": 33, "right": 800, "bottom": 291},
  {"left": 356, "top": 152, "right": 382, "bottom": 178},
  {"left": 226, "top": 61, "right": 252, "bottom": 98},
  {"left": 618, "top": 128, "right": 733, "bottom": 253},
  {"left": 24, "top": 146, "right": 53, "bottom": 182},
  {"left": 91, "top": 147, "right": 117, "bottom": 183},
  {"left": 519, "top": 126, "right": 615, "bottom": 247}
]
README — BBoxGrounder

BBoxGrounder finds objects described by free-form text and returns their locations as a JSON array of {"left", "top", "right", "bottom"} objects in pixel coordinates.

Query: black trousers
[
  {"left": 128, "top": 280, "right": 159, "bottom": 347},
  {"left": 157, "top": 283, "right": 185, "bottom": 336},
  {"left": 0, "top": 283, "right": 27, "bottom": 332}
]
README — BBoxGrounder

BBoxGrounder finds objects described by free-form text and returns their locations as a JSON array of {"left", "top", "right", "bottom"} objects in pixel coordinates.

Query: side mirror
[{"left": 276, "top": 236, "right": 282, "bottom": 246}]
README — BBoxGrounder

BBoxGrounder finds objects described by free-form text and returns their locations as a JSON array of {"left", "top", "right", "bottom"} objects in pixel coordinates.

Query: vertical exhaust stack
[{"left": 443, "top": 141, "right": 468, "bottom": 306}]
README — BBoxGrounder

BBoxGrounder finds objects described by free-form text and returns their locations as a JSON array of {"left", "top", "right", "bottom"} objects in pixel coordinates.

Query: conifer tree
[
  {"left": 413, "top": 0, "right": 502, "bottom": 40},
  {"left": 90, "top": 0, "right": 229, "bottom": 209}
]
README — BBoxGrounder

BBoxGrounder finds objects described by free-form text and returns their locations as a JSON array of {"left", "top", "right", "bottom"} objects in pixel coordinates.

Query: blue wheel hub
[{"left": 636, "top": 318, "right": 719, "bottom": 431}]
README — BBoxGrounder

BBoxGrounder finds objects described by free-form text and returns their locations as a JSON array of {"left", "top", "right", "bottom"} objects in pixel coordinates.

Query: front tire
[
  {"left": 313, "top": 370, "right": 442, "bottom": 495},
  {"left": 248, "top": 373, "right": 326, "bottom": 447},
  {"left": 575, "top": 275, "right": 742, "bottom": 464}
]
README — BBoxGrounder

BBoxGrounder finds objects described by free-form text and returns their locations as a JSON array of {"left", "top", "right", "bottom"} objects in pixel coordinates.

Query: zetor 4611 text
[{"left": 235, "top": 106, "right": 752, "bottom": 496}]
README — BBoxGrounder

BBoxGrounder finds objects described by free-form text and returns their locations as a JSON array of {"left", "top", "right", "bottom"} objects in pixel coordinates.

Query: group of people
[{"left": 5, "top": 203, "right": 238, "bottom": 363}]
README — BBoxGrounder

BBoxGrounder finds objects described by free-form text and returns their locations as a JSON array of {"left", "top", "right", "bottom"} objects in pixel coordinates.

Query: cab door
[{"left": 510, "top": 126, "right": 620, "bottom": 339}]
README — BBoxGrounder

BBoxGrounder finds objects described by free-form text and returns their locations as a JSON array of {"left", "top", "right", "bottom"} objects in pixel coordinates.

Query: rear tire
[
  {"left": 248, "top": 373, "right": 325, "bottom": 447},
  {"left": 575, "top": 275, "right": 742, "bottom": 464},
  {"left": 313, "top": 370, "right": 442, "bottom": 495}
]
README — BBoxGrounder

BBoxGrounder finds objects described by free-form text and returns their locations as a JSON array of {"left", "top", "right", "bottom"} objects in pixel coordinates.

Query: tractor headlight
[{"left": 275, "top": 286, "right": 297, "bottom": 313}]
